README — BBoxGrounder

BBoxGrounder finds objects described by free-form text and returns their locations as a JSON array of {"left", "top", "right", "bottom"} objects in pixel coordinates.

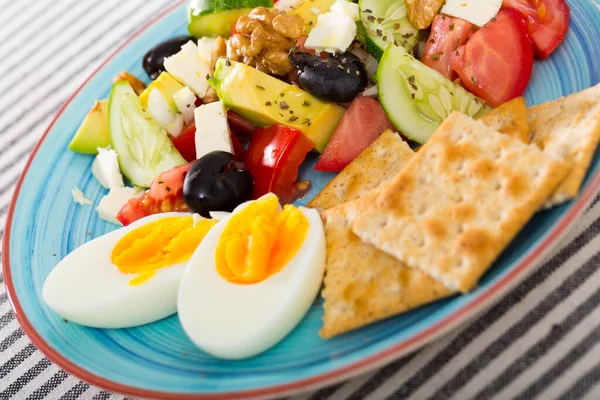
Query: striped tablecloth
[{"left": 2, "top": 1, "right": 600, "bottom": 399}]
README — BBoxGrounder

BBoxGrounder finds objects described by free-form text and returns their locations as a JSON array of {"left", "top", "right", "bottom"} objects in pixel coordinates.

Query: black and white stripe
[{"left": 2, "top": 0, "right": 600, "bottom": 399}]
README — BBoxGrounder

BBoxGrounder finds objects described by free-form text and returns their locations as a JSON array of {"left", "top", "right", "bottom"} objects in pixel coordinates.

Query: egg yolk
[
  {"left": 111, "top": 216, "right": 217, "bottom": 286},
  {"left": 215, "top": 195, "right": 309, "bottom": 284}
]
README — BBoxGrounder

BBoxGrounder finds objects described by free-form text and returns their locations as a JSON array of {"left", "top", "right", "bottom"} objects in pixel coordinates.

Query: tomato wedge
[
  {"left": 245, "top": 125, "right": 314, "bottom": 204},
  {"left": 451, "top": 8, "right": 534, "bottom": 107},
  {"left": 503, "top": 0, "right": 570, "bottom": 59},
  {"left": 315, "top": 96, "right": 395, "bottom": 172},
  {"left": 117, "top": 163, "right": 192, "bottom": 226},
  {"left": 423, "top": 14, "right": 474, "bottom": 80},
  {"left": 170, "top": 124, "right": 197, "bottom": 162}
]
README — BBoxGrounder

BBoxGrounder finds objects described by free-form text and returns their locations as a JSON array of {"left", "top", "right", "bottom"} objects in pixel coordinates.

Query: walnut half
[{"left": 227, "top": 7, "right": 305, "bottom": 76}]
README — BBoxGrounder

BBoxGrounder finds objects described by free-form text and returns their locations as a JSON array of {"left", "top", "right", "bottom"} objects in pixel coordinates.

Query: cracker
[
  {"left": 320, "top": 194, "right": 452, "bottom": 338},
  {"left": 352, "top": 112, "right": 570, "bottom": 293},
  {"left": 478, "top": 97, "right": 530, "bottom": 144},
  {"left": 308, "top": 130, "right": 414, "bottom": 210},
  {"left": 529, "top": 84, "right": 600, "bottom": 207}
]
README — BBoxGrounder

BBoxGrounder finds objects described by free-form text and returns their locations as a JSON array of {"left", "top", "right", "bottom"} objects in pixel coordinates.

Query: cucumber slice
[
  {"left": 109, "top": 82, "right": 186, "bottom": 188},
  {"left": 358, "top": 0, "right": 418, "bottom": 61},
  {"left": 378, "top": 44, "right": 491, "bottom": 144},
  {"left": 188, "top": 0, "right": 274, "bottom": 38}
]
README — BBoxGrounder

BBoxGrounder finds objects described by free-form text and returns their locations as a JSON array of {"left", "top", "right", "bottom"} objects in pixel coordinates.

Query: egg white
[
  {"left": 43, "top": 212, "right": 209, "bottom": 329},
  {"left": 177, "top": 202, "right": 326, "bottom": 359}
]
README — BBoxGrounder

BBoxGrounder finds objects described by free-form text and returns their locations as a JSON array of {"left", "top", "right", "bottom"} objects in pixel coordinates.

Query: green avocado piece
[
  {"left": 209, "top": 59, "right": 345, "bottom": 153},
  {"left": 68, "top": 100, "right": 111, "bottom": 154}
]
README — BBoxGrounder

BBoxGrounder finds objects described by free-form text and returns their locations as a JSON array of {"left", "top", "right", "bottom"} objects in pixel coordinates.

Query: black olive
[
  {"left": 289, "top": 51, "right": 368, "bottom": 103},
  {"left": 143, "top": 35, "right": 195, "bottom": 80},
  {"left": 183, "top": 151, "right": 254, "bottom": 218}
]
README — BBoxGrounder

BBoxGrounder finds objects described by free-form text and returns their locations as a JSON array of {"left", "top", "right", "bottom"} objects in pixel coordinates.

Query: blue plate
[{"left": 4, "top": 1, "right": 600, "bottom": 398}]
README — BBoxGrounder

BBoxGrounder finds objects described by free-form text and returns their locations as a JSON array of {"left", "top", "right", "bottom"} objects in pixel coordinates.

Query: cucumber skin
[
  {"left": 357, "top": 20, "right": 384, "bottom": 62},
  {"left": 109, "top": 82, "right": 186, "bottom": 188},
  {"left": 187, "top": 0, "right": 274, "bottom": 38},
  {"left": 357, "top": 0, "right": 418, "bottom": 61},
  {"left": 377, "top": 45, "right": 491, "bottom": 144}
]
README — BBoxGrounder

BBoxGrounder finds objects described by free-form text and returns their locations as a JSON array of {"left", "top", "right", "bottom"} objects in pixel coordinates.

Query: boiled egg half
[
  {"left": 43, "top": 212, "right": 219, "bottom": 328},
  {"left": 178, "top": 194, "right": 326, "bottom": 359}
]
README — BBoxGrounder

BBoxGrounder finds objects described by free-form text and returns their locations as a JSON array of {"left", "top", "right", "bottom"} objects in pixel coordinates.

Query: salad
[{"left": 43, "top": 0, "right": 592, "bottom": 360}]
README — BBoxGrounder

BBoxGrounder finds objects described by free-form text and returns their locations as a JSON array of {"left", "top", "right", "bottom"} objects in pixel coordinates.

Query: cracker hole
[
  {"left": 456, "top": 224, "right": 464, "bottom": 234},
  {"left": 494, "top": 182, "right": 502, "bottom": 191}
]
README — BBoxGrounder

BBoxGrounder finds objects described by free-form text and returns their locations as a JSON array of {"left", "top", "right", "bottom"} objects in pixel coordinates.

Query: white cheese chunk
[
  {"left": 164, "top": 41, "right": 211, "bottom": 98},
  {"left": 305, "top": 13, "right": 357, "bottom": 54},
  {"left": 194, "top": 101, "right": 233, "bottom": 160},
  {"left": 441, "top": 0, "right": 502, "bottom": 27},
  {"left": 96, "top": 187, "right": 143, "bottom": 225},
  {"left": 72, "top": 187, "right": 92, "bottom": 206},
  {"left": 172, "top": 86, "right": 197, "bottom": 124},
  {"left": 166, "top": 113, "right": 184, "bottom": 137},
  {"left": 330, "top": 0, "right": 359, "bottom": 21},
  {"left": 147, "top": 88, "right": 176, "bottom": 129},
  {"left": 197, "top": 37, "right": 217, "bottom": 64},
  {"left": 275, "top": 0, "right": 303, "bottom": 12},
  {"left": 92, "top": 147, "right": 124, "bottom": 190}
]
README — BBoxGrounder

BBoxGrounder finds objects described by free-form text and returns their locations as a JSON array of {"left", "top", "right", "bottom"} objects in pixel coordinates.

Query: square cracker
[
  {"left": 352, "top": 112, "right": 569, "bottom": 293},
  {"left": 308, "top": 130, "right": 414, "bottom": 210},
  {"left": 320, "top": 194, "right": 452, "bottom": 338},
  {"left": 478, "top": 97, "right": 530, "bottom": 144},
  {"left": 529, "top": 83, "right": 600, "bottom": 207}
]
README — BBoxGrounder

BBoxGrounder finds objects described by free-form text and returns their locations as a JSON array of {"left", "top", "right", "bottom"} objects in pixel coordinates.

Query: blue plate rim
[{"left": 3, "top": 1, "right": 600, "bottom": 399}]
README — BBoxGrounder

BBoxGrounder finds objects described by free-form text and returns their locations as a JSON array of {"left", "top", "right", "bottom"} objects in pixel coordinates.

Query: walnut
[
  {"left": 227, "top": 7, "right": 305, "bottom": 76},
  {"left": 113, "top": 71, "right": 146, "bottom": 95}
]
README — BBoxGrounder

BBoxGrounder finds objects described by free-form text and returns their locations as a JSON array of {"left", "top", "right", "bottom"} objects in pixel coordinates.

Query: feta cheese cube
[
  {"left": 96, "top": 186, "right": 143, "bottom": 225},
  {"left": 194, "top": 101, "right": 233, "bottom": 159},
  {"left": 147, "top": 88, "right": 177, "bottom": 129},
  {"left": 275, "top": 0, "right": 302, "bottom": 12},
  {"left": 305, "top": 13, "right": 357, "bottom": 54},
  {"left": 166, "top": 113, "right": 184, "bottom": 138},
  {"left": 164, "top": 41, "right": 211, "bottom": 97},
  {"left": 441, "top": 0, "right": 502, "bottom": 27},
  {"left": 197, "top": 37, "right": 217, "bottom": 64},
  {"left": 172, "top": 86, "right": 197, "bottom": 124},
  {"left": 330, "top": 0, "right": 359, "bottom": 21},
  {"left": 92, "top": 147, "right": 124, "bottom": 190},
  {"left": 72, "top": 187, "right": 92, "bottom": 206}
]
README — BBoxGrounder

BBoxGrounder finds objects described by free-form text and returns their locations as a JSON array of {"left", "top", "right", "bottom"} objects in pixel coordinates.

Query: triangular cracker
[
  {"left": 478, "top": 97, "right": 530, "bottom": 144},
  {"left": 320, "top": 194, "right": 452, "bottom": 338},
  {"left": 529, "top": 83, "right": 600, "bottom": 207},
  {"left": 309, "top": 130, "right": 414, "bottom": 210},
  {"left": 352, "top": 112, "right": 570, "bottom": 293}
]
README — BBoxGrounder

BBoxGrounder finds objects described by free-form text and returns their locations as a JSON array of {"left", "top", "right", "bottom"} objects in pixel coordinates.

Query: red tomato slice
[
  {"left": 170, "top": 124, "right": 197, "bottom": 162},
  {"left": 117, "top": 163, "right": 192, "bottom": 226},
  {"left": 451, "top": 8, "right": 534, "bottom": 107},
  {"left": 314, "top": 96, "right": 395, "bottom": 172},
  {"left": 503, "top": 0, "right": 570, "bottom": 59},
  {"left": 245, "top": 125, "right": 314, "bottom": 203},
  {"left": 423, "top": 14, "right": 474, "bottom": 80}
]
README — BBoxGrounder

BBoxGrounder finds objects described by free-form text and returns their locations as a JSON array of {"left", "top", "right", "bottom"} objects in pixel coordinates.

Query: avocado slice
[
  {"left": 68, "top": 100, "right": 111, "bottom": 154},
  {"left": 139, "top": 72, "right": 185, "bottom": 114},
  {"left": 209, "top": 59, "right": 345, "bottom": 152}
]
